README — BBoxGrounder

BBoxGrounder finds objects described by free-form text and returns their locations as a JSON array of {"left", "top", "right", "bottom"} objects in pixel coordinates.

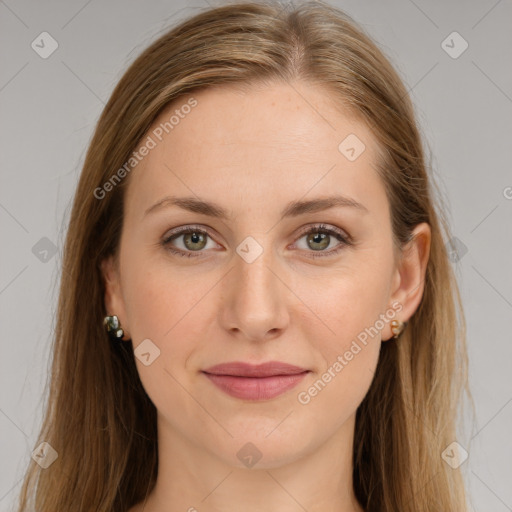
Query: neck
[{"left": 137, "top": 412, "right": 364, "bottom": 512}]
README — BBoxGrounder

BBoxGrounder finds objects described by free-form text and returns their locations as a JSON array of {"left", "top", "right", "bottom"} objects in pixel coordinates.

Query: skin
[{"left": 102, "top": 80, "right": 430, "bottom": 512}]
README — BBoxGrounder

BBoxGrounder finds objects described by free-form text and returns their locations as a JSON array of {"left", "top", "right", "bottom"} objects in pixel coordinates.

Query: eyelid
[
  {"left": 289, "top": 223, "right": 352, "bottom": 259},
  {"left": 293, "top": 223, "right": 352, "bottom": 245},
  {"left": 161, "top": 223, "right": 353, "bottom": 258},
  {"left": 161, "top": 224, "right": 222, "bottom": 253}
]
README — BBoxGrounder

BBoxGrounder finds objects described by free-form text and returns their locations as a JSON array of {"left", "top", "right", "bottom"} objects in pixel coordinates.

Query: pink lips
[{"left": 202, "top": 361, "right": 309, "bottom": 401}]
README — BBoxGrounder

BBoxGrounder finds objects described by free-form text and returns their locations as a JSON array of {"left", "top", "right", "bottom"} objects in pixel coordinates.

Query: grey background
[{"left": 1, "top": 0, "right": 511, "bottom": 510}]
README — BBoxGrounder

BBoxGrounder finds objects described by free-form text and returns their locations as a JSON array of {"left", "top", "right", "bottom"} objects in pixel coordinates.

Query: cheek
[
  {"left": 121, "top": 266, "right": 210, "bottom": 420},
  {"left": 290, "top": 279, "right": 386, "bottom": 438},
  {"left": 122, "top": 253, "right": 212, "bottom": 340},
  {"left": 296, "top": 251, "right": 393, "bottom": 350},
  {"left": 293, "top": 255, "right": 391, "bottom": 402}
]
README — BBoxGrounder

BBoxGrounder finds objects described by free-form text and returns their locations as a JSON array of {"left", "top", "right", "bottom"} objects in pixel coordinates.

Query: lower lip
[{"left": 203, "top": 372, "right": 309, "bottom": 400}]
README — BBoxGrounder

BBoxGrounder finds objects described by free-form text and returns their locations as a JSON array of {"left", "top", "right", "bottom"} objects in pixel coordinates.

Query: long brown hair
[{"left": 16, "top": 1, "right": 471, "bottom": 510}]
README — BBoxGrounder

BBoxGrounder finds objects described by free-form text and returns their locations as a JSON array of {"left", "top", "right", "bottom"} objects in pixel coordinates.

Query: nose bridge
[
  {"left": 234, "top": 235, "right": 280, "bottom": 301},
  {"left": 222, "top": 233, "right": 289, "bottom": 337}
]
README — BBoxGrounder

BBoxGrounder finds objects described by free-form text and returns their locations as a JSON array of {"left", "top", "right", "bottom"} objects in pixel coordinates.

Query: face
[{"left": 102, "top": 80, "right": 429, "bottom": 469}]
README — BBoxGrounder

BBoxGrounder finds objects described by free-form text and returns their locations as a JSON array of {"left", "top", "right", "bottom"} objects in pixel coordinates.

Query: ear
[
  {"left": 100, "top": 254, "right": 130, "bottom": 340},
  {"left": 382, "top": 222, "right": 431, "bottom": 341}
]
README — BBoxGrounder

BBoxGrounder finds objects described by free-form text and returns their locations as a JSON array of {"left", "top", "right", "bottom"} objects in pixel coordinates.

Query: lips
[
  {"left": 202, "top": 361, "right": 310, "bottom": 400},
  {"left": 203, "top": 361, "right": 308, "bottom": 377}
]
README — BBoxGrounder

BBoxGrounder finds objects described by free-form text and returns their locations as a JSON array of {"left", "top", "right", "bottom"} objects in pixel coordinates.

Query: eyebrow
[{"left": 143, "top": 194, "right": 368, "bottom": 220}]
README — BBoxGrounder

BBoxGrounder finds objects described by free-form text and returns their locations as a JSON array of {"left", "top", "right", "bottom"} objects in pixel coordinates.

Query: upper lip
[{"left": 202, "top": 361, "right": 309, "bottom": 377}]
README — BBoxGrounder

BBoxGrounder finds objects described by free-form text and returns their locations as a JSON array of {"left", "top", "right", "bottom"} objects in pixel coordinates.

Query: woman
[{"left": 16, "top": 1, "right": 471, "bottom": 510}]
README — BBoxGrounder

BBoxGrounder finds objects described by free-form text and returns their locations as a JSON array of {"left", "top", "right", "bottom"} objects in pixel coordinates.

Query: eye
[
  {"left": 161, "top": 226, "right": 218, "bottom": 258},
  {"left": 161, "top": 223, "right": 352, "bottom": 259},
  {"left": 293, "top": 223, "right": 352, "bottom": 259}
]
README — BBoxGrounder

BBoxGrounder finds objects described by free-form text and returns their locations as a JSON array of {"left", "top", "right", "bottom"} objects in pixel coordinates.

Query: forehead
[{"left": 124, "top": 81, "right": 386, "bottom": 218}]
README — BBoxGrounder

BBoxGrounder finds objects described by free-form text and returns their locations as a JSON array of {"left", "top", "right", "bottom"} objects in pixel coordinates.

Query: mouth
[{"left": 201, "top": 361, "right": 310, "bottom": 401}]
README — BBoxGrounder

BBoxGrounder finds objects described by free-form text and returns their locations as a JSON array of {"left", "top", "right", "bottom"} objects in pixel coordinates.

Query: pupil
[
  {"left": 185, "top": 232, "right": 205, "bottom": 250},
  {"left": 309, "top": 232, "right": 328, "bottom": 251}
]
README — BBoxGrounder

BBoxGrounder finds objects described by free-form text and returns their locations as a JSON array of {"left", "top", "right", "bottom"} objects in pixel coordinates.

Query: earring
[
  {"left": 103, "top": 315, "right": 125, "bottom": 340},
  {"left": 390, "top": 319, "right": 406, "bottom": 339}
]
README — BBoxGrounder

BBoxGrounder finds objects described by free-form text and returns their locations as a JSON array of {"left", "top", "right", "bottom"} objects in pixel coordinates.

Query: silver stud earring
[{"left": 103, "top": 315, "right": 125, "bottom": 340}]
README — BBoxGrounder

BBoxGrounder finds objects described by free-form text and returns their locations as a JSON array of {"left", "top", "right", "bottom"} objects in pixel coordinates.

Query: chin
[{"left": 212, "top": 425, "right": 315, "bottom": 470}]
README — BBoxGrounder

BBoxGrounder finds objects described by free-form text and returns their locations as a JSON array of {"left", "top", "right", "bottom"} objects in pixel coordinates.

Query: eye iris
[
  {"left": 184, "top": 231, "right": 207, "bottom": 250},
  {"left": 307, "top": 232, "right": 329, "bottom": 251}
]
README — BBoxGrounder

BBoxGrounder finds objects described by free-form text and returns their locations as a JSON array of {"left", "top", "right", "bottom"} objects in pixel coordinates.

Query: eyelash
[{"left": 161, "top": 223, "right": 352, "bottom": 260}]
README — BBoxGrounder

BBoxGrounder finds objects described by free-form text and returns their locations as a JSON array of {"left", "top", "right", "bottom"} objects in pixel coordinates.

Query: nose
[{"left": 219, "top": 239, "right": 290, "bottom": 342}]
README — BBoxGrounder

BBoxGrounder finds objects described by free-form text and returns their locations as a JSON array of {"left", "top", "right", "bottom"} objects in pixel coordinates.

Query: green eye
[
  {"left": 162, "top": 227, "right": 213, "bottom": 258},
  {"left": 162, "top": 223, "right": 352, "bottom": 259},
  {"left": 294, "top": 224, "right": 351, "bottom": 259}
]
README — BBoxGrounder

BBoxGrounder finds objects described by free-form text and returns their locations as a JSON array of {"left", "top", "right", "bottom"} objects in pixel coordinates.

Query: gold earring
[{"left": 390, "top": 319, "right": 406, "bottom": 339}]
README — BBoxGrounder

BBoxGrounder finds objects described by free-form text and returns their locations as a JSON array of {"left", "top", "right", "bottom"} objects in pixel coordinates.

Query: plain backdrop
[{"left": 1, "top": 0, "right": 511, "bottom": 510}]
